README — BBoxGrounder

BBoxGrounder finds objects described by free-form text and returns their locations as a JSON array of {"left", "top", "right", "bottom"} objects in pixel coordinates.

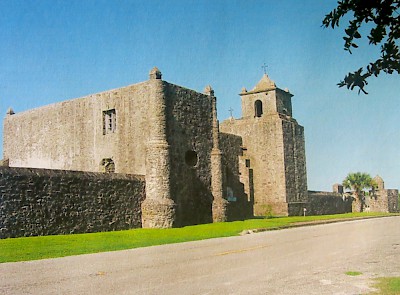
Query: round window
[{"left": 185, "top": 150, "right": 198, "bottom": 167}]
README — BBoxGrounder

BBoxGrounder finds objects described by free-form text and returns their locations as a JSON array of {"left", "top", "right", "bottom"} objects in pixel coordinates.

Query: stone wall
[
  {"left": 220, "top": 114, "right": 307, "bottom": 216},
  {"left": 369, "top": 189, "right": 399, "bottom": 213},
  {"left": 219, "top": 132, "right": 252, "bottom": 220},
  {"left": 281, "top": 117, "right": 308, "bottom": 204},
  {"left": 221, "top": 116, "right": 287, "bottom": 215},
  {"left": 4, "top": 81, "right": 152, "bottom": 175},
  {"left": 386, "top": 189, "right": 399, "bottom": 213},
  {"left": 0, "top": 167, "right": 145, "bottom": 238},
  {"left": 307, "top": 191, "right": 352, "bottom": 215},
  {"left": 165, "top": 83, "right": 214, "bottom": 226}
]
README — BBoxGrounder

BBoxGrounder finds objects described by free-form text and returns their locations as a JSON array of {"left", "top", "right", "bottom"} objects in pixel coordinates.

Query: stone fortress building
[
  {"left": 0, "top": 67, "right": 396, "bottom": 237},
  {"left": 1, "top": 67, "right": 307, "bottom": 230}
]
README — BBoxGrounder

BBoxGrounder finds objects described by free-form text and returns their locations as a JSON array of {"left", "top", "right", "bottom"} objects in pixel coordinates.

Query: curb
[{"left": 239, "top": 215, "right": 399, "bottom": 235}]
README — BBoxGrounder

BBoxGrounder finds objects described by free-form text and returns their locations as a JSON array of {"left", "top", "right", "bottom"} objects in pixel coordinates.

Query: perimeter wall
[{"left": 0, "top": 167, "right": 145, "bottom": 238}]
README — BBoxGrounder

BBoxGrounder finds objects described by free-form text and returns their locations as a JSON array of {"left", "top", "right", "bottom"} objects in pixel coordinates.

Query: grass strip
[
  {"left": 345, "top": 271, "right": 363, "bottom": 276},
  {"left": 0, "top": 212, "right": 395, "bottom": 263},
  {"left": 371, "top": 277, "right": 400, "bottom": 294}
]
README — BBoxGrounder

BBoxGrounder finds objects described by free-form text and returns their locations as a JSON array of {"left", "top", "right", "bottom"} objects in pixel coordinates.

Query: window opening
[
  {"left": 103, "top": 109, "right": 116, "bottom": 134},
  {"left": 100, "top": 158, "right": 115, "bottom": 173},
  {"left": 185, "top": 150, "right": 198, "bottom": 167},
  {"left": 254, "top": 100, "right": 263, "bottom": 117},
  {"left": 227, "top": 186, "right": 236, "bottom": 202}
]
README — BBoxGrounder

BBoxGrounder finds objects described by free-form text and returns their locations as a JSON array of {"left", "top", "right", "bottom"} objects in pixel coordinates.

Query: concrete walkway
[{"left": 1, "top": 216, "right": 399, "bottom": 294}]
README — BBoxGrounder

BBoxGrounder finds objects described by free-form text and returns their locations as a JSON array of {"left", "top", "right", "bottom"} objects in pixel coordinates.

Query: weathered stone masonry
[
  {"left": 2, "top": 68, "right": 311, "bottom": 235},
  {"left": 307, "top": 191, "right": 352, "bottom": 215},
  {"left": 367, "top": 176, "right": 398, "bottom": 213},
  {"left": 0, "top": 167, "right": 145, "bottom": 239},
  {"left": 220, "top": 74, "right": 308, "bottom": 216},
  {"left": 141, "top": 68, "right": 176, "bottom": 228},
  {"left": 2, "top": 66, "right": 398, "bottom": 240}
]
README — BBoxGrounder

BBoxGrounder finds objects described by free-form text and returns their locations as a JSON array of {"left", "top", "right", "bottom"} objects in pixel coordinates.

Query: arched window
[
  {"left": 100, "top": 158, "right": 115, "bottom": 173},
  {"left": 254, "top": 100, "right": 263, "bottom": 117}
]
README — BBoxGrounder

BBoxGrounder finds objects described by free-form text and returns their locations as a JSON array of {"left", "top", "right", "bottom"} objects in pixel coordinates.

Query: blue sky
[{"left": 0, "top": 0, "right": 399, "bottom": 191}]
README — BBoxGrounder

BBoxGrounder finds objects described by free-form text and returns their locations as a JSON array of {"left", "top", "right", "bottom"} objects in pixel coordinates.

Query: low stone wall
[
  {"left": 0, "top": 167, "right": 145, "bottom": 238},
  {"left": 288, "top": 202, "right": 308, "bottom": 216},
  {"left": 307, "top": 191, "right": 351, "bottom": 215},
  {"left": 369, "top": 189, "right": 399, "bottom": 213},
  {"left": 386, "top": 189, "right": 399, "bottom": 213}
]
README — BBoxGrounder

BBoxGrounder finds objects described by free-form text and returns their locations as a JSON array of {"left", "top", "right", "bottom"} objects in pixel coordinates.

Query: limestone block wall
[
  {"left": 222, "top": 116, "right": 283, "bottom": 214},
  {"left": 0, "top": 167, "right": 145, "bottom": 238},
  {"left": 369, "top": 189, "right": 399, "bottom": 213},
  {"left": 281, "top": 118, "right": 308, "bottom": 204},
  {"left": 276, "top": 91, "right": 293, "bottom": 116},
  {"left": 240, "top": 89, "right": 293, "bottom": 119},
  {"left": 221, "top": 112, "right": 307, "bottom": 216},
  {"left": 3, "top": 81, "right": 152, "bottom": 175},
  {"left": 307, "top": 191, "right": 352, "bottom": 215},
  {"left": 240, "top": 92, "right": 277, "bottom": 119},
  {"left": 387, "top": 189, "right": 399, "bottom": 213},
  {"left": 221, "top": 115, "right": 287, "bottom": 215},
  {"left": 165, "top": 83, "right": 214, "bottom": 226},
  {"left": 219, "top": 132, "right": 252, "bottom": 219}
]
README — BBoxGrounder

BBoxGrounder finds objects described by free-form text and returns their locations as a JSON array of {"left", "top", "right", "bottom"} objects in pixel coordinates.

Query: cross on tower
[
  {"left": 228, "top": 107, "right": 234, "bottom": 118},
  {"left": 261, "top": 63, "right": 268, "bottom": 74}
]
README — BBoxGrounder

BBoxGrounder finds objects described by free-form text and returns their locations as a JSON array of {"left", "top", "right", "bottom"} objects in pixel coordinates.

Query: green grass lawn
[
  {"left": 0, "top": 212, "right": 395, "bottom": 263},
  {"left": 371, "top": 277, "right": 400, "bottom": 294}
]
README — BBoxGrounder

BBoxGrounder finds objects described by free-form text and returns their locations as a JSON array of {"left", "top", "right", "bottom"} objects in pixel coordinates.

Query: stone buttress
[
  {"left": 205, "top": 86, "right": 228, "bottom": 222},
  {"left": 141, "top": 68, "right": 177, "bottom": 228}
]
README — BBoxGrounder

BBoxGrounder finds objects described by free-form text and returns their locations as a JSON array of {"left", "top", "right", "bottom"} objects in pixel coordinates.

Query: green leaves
[
  {"left": 342, "top": 172, "right": 374, "bottom": 199},
  {"left": 369, "top": 25, "right": 387, "bottom": 44},
  {"left": 338, "top": 68, "right": 370, "bottom": 94},
  {"left": 323, "top": 0, "right": 400, "bottom": 94}
]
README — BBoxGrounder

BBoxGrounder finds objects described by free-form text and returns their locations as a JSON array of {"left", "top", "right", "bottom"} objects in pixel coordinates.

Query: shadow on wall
[{"left": 174, "top": 167, "right": 214, "bottom": 227}]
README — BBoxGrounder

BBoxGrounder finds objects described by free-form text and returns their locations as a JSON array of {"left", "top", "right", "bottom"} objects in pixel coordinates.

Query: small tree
[{"left": 342, "top": 172, "right": 374, "bottom": 211}]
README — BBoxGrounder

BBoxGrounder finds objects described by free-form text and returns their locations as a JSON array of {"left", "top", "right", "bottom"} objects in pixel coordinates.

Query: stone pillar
[
  {"left": 205, "top": 85, "right": 228, "bottom": 222},
  {"left": 141, "top": 67, "right": 176, "bottom": 228}
]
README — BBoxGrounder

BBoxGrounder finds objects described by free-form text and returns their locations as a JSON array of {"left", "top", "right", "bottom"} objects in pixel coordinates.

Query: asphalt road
[{"left": 1, "top": 216, "right": 399, "bottom": 295}]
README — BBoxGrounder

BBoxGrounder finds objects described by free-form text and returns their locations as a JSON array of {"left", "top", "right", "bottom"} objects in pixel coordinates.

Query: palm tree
[{"left": 342, "top": 172, "right": 374, "bottom": 212}]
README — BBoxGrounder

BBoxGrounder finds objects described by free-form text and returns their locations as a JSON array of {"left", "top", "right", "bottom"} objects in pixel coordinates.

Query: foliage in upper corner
[{"left": 322, "top": 0, "right": 400, "bottom": 94}]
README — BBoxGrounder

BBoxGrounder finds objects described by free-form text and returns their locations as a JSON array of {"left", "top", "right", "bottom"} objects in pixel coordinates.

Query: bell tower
[
  {"left": 220, "top": 73, "right": 308, "bottom": 216},
  {"left": 240, "top": 74, "right": 293, "bottom": 119}
]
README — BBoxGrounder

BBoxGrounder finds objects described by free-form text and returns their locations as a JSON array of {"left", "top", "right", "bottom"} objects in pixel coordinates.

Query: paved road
[{"left": 1, "top": 217, "right": 399, "bottom": 295}]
